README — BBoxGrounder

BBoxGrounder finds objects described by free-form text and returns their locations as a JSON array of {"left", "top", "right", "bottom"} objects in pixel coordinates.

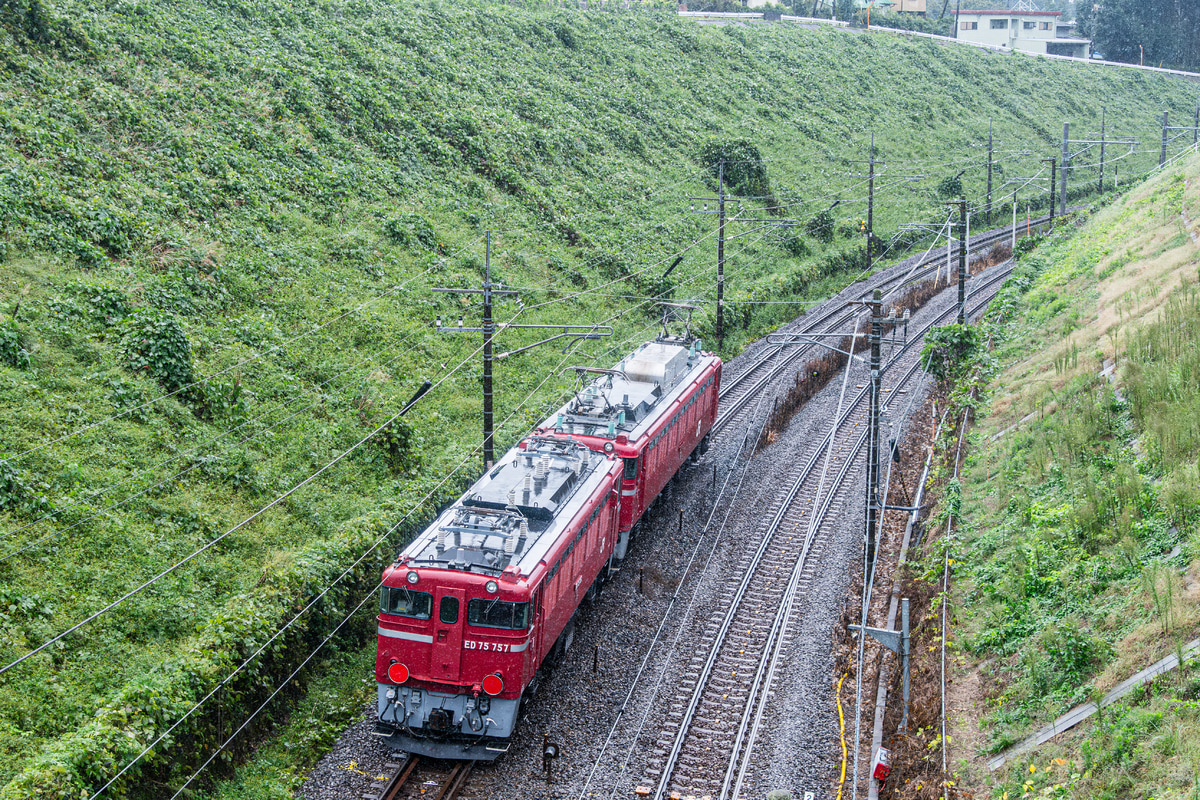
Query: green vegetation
[
  {"left": 949, "top": 153, "right": 1200, "bottom": 796},
  {"left": 0, "top": 0, "right": 1198, "bottom": 796},
  {"left": 1078, "top": 0, "right": 1199, "bottom": 72}
]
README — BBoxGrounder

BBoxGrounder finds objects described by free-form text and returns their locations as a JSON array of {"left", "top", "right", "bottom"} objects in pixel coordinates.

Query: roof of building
[{"left": 959, "top": 9, "right": 1063, "bottom": 14}]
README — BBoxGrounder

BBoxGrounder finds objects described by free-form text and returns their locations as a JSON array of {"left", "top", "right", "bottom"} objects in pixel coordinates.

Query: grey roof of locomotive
[
  {"left": 538, "top": 338, "right": 715, "bottom": 444},
  {"left": 397, "top": 437, "right": 616, "bottom": 581}
]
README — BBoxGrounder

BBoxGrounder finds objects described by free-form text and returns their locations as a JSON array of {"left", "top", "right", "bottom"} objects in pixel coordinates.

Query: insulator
[
  {"left": 523, "top": 474, "right": 533, "bottom": 492},
  {"left": 505, "top": 530, "right": 517, "bottom": 554},
  {"left": 507, "top": 488, "right": 516, "bottom": 505},
  {"left": 539, "top": 454, "right": 552, "bottom": 475},
  {"left": 519, "top": 519, "right": 529, "bottom": 539},
  {"left": 437, "top": 528, "right": 447, "bottom": 551}
]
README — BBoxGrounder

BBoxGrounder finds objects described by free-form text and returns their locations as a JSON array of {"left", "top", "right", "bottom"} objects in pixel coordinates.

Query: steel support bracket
[{"left": 849, "top": 624, "right": 902, "bottom": 654}]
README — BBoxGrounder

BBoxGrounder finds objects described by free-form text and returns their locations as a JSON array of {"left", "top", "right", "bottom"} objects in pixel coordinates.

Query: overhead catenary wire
[
  {"left": 1, "top": 193, "right": 716, "bottom": 557},
  {"left": 0, "top": 258, "right": 457, "bottom": 468},
  {"left": 85, "top": 287, "right": 679, "bottom": 799},
  {"left": 0, "top": 201, "right": 740, "bottom": 677},
  {"left": 94, "top": 254, "right": 731, "bottom": 799},
  {"left": 0, "top": 321, "right": 432, "bottom": 548},
  {"left": 0, "top": 323, "right": 500, "bottom": 677}
]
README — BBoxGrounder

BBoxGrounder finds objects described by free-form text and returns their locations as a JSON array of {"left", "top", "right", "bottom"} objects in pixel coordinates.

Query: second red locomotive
[{"left": 374, "top": 335, "right": 721, "bottom": 759}]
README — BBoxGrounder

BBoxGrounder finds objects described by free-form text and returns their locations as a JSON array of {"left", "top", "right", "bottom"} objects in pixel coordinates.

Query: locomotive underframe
[{"left": 375, "top": 683, "right": 520, "bottom": 760}]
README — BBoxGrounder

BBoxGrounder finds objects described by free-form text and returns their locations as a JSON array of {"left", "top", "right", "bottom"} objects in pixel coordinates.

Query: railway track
[
  {"left": 369, "top": 756, "right": 473, "bottom": 800},
  {"left": 712, "top": 218, "right": 1036, "bottom": 437},
  {"left": 632, "top": 261, "right": 1017, "bottom": 800}
]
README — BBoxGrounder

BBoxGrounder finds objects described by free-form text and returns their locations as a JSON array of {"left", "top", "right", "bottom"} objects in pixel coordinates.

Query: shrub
[
  {"left": 922, "top": 323, "right": 984, "bottom": 384},
  {"left": 374, "top": 416, "right": 424, "bottom": 477},
  {"left": 1013, "top": 233, "right": 1045, "bottom": 260},
  {"left": 0, "top": 318, "right": 29, "bottom": 369},
  {"left": 805, "top": 207, "right": 836, "bottom": 243},
  {"left": 119, "top": 309, "right": 195, "bottom": 394},
  {"left": 938, "top": 173, "right": 964, "bottom": 199},
  {"left": 697, "top": 139, "right": 774, "bottom": 205},
  {"left": 382, "top": 214, "right": 443, "bottom": 253}
]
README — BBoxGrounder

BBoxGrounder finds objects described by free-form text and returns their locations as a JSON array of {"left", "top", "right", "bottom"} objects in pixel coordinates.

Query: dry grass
[{"left": 978, "top": 166, "right": 1200, "bottom": 446}]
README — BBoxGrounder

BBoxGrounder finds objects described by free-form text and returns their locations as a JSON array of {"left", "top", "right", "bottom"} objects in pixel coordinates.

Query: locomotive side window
[
  {"left": 468, "top": 599, "right": 530, "bottom": 629},
  {"left": 623, "top": 457, "right": 639, "bottom": 480},
  {"left": 380, "top": 587, "right": 433, "bottom": 620},
  {"left": 439, "top": 596, "right": 460, "bottom": 624}
]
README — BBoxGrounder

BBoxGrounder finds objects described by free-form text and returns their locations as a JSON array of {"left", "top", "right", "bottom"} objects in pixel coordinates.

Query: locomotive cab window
[
  {"left": 623, "top": 457, "right": 639, "bottom": 480},
  {"left": 380, "top": 587, "right": 433, "bottom": 620},
  {"left": 439, "top": 596, "right": 459, "bottom": 624},
  {"left": 468, "top": 599, "right": 530, "bottom": 630}
]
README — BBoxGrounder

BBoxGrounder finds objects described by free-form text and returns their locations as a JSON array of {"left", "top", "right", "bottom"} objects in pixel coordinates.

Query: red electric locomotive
[
  {"left": 537, "top": 334, "right": 721, "bottom": 550},
  {"left": 375, "top": 436, "right": 622, "bottom": 759},
  {"left": 374, "top": 334, "right": 720, "bottom": 759}
]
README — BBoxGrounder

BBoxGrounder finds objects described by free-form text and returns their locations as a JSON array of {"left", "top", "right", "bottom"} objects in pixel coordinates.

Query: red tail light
[
  {"left": 481, "top": 673, "right": 504, "bottom": 696},
  {"left": 387, "top": 662, "right": 410, "bottom": 684}
]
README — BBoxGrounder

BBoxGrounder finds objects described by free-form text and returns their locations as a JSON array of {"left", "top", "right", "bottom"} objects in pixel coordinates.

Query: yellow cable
[{"left": 836, "top": 671, "right": 849, "bottom": 800}]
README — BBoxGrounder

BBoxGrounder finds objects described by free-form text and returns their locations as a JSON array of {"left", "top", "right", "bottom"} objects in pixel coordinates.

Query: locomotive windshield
[
  {"left": 380, "top": 587, "right": 433, "bottom": 620},
  {"left": 467, "top": 599, "right": 530, "bottom": 630}
]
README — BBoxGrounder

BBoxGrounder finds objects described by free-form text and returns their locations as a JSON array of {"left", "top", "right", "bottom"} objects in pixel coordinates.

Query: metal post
[
  {"left": 1011, "top": 189, "right": 1017, "bottom": 251},
  {"left": 434, "top": 237, "right": 604, "bottom": 472},
  {"left": 900, "top": 598, "right": 911, "bottom": 731},
  {"left": 866, "top": 290, "right": 882, "bottom": 578},
  {"left": 1060, "top": 122, "right": 1069, "bottom": 217},
  {"left": 866, "top": 133, "right": 876, "bottom": 270},
  {"left": 1044, "top": 157, "right": 1056, "bottom": 228},
  {"left": 986, "top": 119, "right": 993, "bottom": 225},
  {"left": 957, "top": 200, "right": 966, "bottom": 324},
  {"left": 946, "top": 218, "right": 953, "bottom": 285},
  {"left": 1098, "top": 107, "right": 1106, "bottom": 194},
  {"left": 1161, "top": 111, "right": 1169, "bottom": 166},
  {"left": 482, "top": 232, "right": 495, "bottom": 469},
  {"left": 716, "top": 159, "right": 726, "bottom": 351}
]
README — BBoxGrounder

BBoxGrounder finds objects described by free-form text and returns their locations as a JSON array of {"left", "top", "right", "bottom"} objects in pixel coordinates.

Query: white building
[{"left": 956, "top": 9, "right": 1090, "bottom": 58}]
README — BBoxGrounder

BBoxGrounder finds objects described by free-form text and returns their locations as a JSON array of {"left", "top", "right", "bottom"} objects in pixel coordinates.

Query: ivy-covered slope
[
  {"left": 953, "top": 154, "right": 1200, "bottom": 797},
  {"left": 0, "top": 0, "right": 1198, "bottom": 795}
]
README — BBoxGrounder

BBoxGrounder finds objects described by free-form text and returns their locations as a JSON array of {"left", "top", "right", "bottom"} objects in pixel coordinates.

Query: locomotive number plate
[{"left": 464, "top": 640, "right": 511, "bottom": 652}]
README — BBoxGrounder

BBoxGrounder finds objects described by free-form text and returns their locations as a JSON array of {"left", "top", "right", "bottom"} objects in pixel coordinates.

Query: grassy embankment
[
  {"left": 0, "top": 0, "right": 1197, "bottom": 795},
  {"left": 941, "top": 151, "right": 1200, "bottom": 798}
]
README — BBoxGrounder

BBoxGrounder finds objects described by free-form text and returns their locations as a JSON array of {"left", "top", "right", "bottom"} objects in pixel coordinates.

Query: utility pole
[
  {"left": 1060, "top": 122, "right": 1069, "bottom": 217},
  {"left": 1042, "top": 157, "right": 1056, "bottom": 228},
  {"left": 866, "top": 133, "right": 876, "bottom": 270},
  {"left": 1161, "top": 111, "right": 1169, "bottom": 166},
  {"left": 1098, "top": 107, "right": 1106, "bottom": 194},
  {"left": 848, "top": 138, "right": 923, "bottom": 273},
  {"left": 437, "top": 232, "right": 513, "bottom": 469},
  {"left": 716, "top": 159, "right": 727, "bottom": 351},
  {"left": 692, "top": 175, "right": 799, "bottom": 351},
  {"left": 986, "top": 119, "right": 994, "bottom": 225},
  {"left": 1011, "top": 188, "right": 1018, "bottom": 251},
  {"left": 866, "top": 289, "right": 882, "bottom": 579},
  {"left": 435, "top": 231, "right": 611, "bottom": 470},
  {"left": 955, "top": 199, "right": 967, "bottom": 323}
]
